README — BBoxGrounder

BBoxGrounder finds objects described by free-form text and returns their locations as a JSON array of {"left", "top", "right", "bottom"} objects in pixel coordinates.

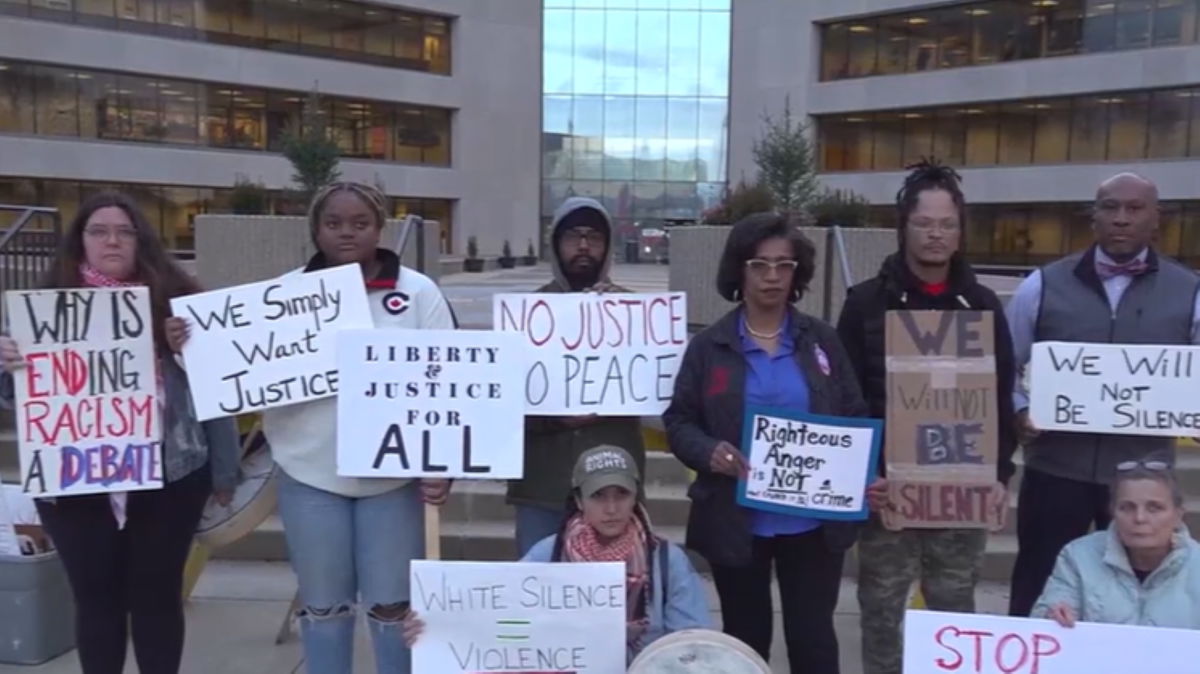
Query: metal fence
[{"left": 0, "top": 205, "right": 62, "bottom": 329}]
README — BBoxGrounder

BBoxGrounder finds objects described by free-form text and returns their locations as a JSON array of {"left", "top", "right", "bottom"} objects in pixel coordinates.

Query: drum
[
  {"left": 628, "top": 629, "right": 772, "bottom": 674},
  {"left": 196, "top": 424, "right": 279, "bottom": 549}
]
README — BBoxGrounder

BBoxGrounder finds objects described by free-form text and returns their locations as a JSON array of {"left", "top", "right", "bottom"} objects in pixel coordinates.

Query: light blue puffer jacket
[{"left": 1032, "top": 524, "right": 1200, "bottom": 628}]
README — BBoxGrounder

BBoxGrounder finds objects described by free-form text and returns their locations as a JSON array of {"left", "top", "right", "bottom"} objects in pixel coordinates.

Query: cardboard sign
[
  {"left": 883, "top": 311, "right": 1003, "bottom": 530},
  {"left": 904, "top": 609, "right": 1200, "bottom": 673},
  {"left": 737, "top": 407, "right": 881, "bottom": 521},
  {"left": 4, "top": 288, "right": 162, "bottom": 497},
  {"left": 493, "top": 292, "right": 687, "bottom": 416},
  {"left": 1029, "top": 342, "right": 1200, "bottom": 438},
  {"left": 336, "top": 329, "right": 526, "bottom": 479},
  {"left": 411, "top": 560, "right": 626, "bottom": 673},
  {"left": 170, "top": 264, "right": 373, "bottom": 420}
]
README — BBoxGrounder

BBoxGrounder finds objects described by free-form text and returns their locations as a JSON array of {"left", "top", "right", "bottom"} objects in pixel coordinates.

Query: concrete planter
[
  {"left": 463, "top": 258, "right": 486, "bottom": 273},
  {"left": 498, "top": 257, "right": 517, "bottom": 269}
]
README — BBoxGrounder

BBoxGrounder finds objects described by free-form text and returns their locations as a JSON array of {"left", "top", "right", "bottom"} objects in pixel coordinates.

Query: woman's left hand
[
  {"left": 420, "top": 479, "right": 451, "bottom": 506},
  {"left": 165, "top": 317, "right": 190, "bottom": 353},
  {"left": 211, "top": 489, "right": 234, "bottom": 508}
]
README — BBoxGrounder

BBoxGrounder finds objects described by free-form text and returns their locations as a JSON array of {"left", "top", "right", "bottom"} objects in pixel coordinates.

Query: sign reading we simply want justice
[
  {"left": 170, "top": 265, "right": 372, "bottom": 420},
  {"left": 1030, "top": 342, "right": 1200, "bottom": 437},
  {"left": 4, "top": 288, "right": 161, "bottom": 497},
  {"left": 493, "top": 292, "right": 687, "bottom": 416}
]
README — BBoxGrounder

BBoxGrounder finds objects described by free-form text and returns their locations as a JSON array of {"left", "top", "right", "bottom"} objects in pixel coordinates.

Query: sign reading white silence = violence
[
  {"left": 1029, "top": 341, "right": 1200, "bottom": 437},
  {"left": 737, "top": 407, "right": 881, "bottom": 521},
  {"left": 493, "top": 292, "right": 687, "bottom": 416},
  {"left": 170, "top": 264, "right": 373, "bottom": 421},
  {"left": 336, "top": 329, "right": 526, "bottom": 479},
  {"left": 411, "top": 560, "right": 626, "bottom": 674},
  {"left": 3, "top": 288, "right": 162, "bottom": 497},
  {"left": 904, "top": 609, "right": 1200, "bottom": 674}
]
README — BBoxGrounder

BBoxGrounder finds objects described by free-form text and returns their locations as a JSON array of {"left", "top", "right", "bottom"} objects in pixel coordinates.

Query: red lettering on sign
[{"left": 932, "top": 625, "right": 1062, "bottom": 674}]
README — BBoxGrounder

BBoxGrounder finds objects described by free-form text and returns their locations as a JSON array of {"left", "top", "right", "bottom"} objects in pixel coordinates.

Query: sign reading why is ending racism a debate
[
  {"left": 4, "top": 288, "right": 162, "bottom": 497},
  {"left": 336, "top": 329, "right": 526, "bottom": 479},
  {"left": 1030, "top": 342, "right": 1200, "bottom": 437},
  {"left": 170, "top": 265, "right": 373, "bottom": 420},
  {"left": 493, "top": 292, "right": 687, "bottom": 416}
]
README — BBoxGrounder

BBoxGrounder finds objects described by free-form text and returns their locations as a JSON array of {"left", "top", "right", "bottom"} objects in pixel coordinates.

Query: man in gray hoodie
[{"left": 508, "top": 197, "right": 647, "bottom": 555}]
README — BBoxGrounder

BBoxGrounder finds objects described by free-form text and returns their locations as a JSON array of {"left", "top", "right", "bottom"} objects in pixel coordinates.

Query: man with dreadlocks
[{"left": 836, "top": 160, "right": 1017, "bottom": 674}]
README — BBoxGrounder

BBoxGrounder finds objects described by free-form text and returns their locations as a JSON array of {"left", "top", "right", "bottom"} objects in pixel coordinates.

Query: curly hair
[{"left": 895, "top": 157, "right": 965, "bottom": 246}]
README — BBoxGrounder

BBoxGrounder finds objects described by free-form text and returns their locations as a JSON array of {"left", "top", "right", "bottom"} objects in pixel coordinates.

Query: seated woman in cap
[
  {"left": 1034, "top": 459, "right": 1200, "bottom": 629},
  {"left": 405, "top": 445, "right": 712, "bottom": 662}
]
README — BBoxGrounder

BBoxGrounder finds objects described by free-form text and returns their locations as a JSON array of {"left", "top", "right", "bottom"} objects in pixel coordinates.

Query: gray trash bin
[{"left": 0, "top": 551, "right": 76, "bottom": 665}]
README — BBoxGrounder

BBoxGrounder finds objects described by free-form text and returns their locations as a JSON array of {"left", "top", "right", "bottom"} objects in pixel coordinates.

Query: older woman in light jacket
[{"left": 1033, "top": 460, "right": 1200, "bottom": 629}]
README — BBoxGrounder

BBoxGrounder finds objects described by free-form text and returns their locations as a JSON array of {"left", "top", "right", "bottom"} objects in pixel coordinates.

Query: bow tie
[{"left": 1097, "top": 259, "right": 1148, "bottom": 280}]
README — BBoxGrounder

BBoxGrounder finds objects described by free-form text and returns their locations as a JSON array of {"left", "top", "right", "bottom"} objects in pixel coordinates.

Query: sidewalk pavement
[{"left": 1, "top": 560, "right": 1012, "bottom": 674}]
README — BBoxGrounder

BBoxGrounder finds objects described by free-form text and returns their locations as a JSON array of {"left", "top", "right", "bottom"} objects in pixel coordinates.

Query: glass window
[
  {"left": 261, "top": 0, "right": 298, "bottom": 46},
  {"left": 1180, "top": 203, "right": 1200, "bottom": 263},
  {"left": 29, "top": 0, "right": 71, "bottom": 20},
  {"left": 877, "top": 14, "right": 910, "bottom": 74},
  {"left": 119, "top": 74, "right": 163, "bottom": 142},
  {"left": 1188, "top": 88, "right": 1200, "bottom": 156},
  {"left": 330, "top": 2, "right": 365, "bottom": 54},
  {"left": 0, "top": 0, "right": 29, "bottom": 17},
  {"left": 822, "top": 23, "right": 850, "bottom": 80},
  {"left": 115, "top": 0, "right": 155, "bottom": 26},
  {"left": 363, "top": 7, "right": 393, "bottom": 60},
  {"left": 573, "top": 9, "right": 604, "bottom": 95},
  {"left": 1069, "top": 96, "right": 1110, "bottom": 162},
  {"left": 0, "top": 62, "right": 35, "bottom": 134},
  {"left": 423, "top": 16, "right": 450, "bottom": 75},
  {"left": 573, "top": 95, "right": 604, "bottom": 179},
  {"left": 32, "top": 65, "right": 79, "bottom": 137},
  {"left": 972, "top": 1, "right": 1021, "bottom": 64},
  {"left": 76, "top": 0, "right": 114, "bottom": 25},
  {"left": 998, "top": 102, "right": 1036, "bottom": 165},
  {"left": 847, "top": 20, "right": 878, "bottom": 77},
  {"left": 905, "top": 12, "right": 940, "bottom": 72},
  {"left": 77, "top": 70, "right": 113, "bottom": 139},
  {"left": 299, "top": 0, "right": 332, "bottom": 49},
  {"left": 820, "top": 115, "right": 874, "bottom": 171},
  {"left": 872, "top": 112, "right": 904, "bottom": 170},
  {"left": 1153, "top": 0, "right": 1198, "bottom": 44},
  {"left": 155, "top": 0, "right": 193, "bottom": 32},
  {"left": 632, "top": 181, "right": 665, "bottom": 219},
  {"left": 1083, "top": 0, "right": 1118, "bottom": 51},
  {"left": 1148, "top": 89, "right": 1191, "bottom": 157},
  {"left": 1116, "top": 0, "right": 1153, "bottom": 48},
  {"left": 543, "top": 95, "right": 573, "bottom": 178},
  {"left": 636, "top": 10, "right": 669, "bottom": 95},
  {"left": 424, "top": 108, "right": 450, "bottom": 166},
  {"left": 159, "top": 80, "right": 197, "bottom": 144},
  {"left": 696, "top": 98, "right": 727, "bottom": 181},
  {"left": 902, "top": 111, "right": 935, "bottom": 165},
  {"left": 265, "top": 92, "right": 302, "bottom": 151},
  {"left": 698, "top": 10, "right": 730, "bottom": 96},
  {"left": 634, "top": 97, "right": 667, "bottom": 180},
  {"left": 603, "top": 181, "right": 633, "bottom": 221},
  {"left": 1032, "top": 99, "right": 1071, "bottom": 163},
  {"left": 544, "top": 9, "right": 574, "bottom": 94},
  {"left": 604, "top": 96, "right": 635, "bottom": 180},
  {"left": 1107, "top": 92, "right": 1149, "bottom": 159},
  {"left": 667, "top": 10, "right": 700, "bottom": 96},
  {"left": 229, "top": 88, "right": 265, "bottom": 149},
  {"left": 604, "top": 10, "right": 637, "bottom": 95},
  {"left": 666, "top": 98, "right": 699, "bottom": 181},
  {"left": 1027, "top": 205, "right": 1068, "bottom": 258},
  {"left": 228, "top": 0, "right": 266, "bottom": 40},
  {"left": 1013, "top": 3, "right": 1047, "bottom": 60},
  {"left": 1046, "top": 0, "right": 1086, "bottom": 55},
  {"left": 933, "top": 108, "right": 966, "bottom": 166},
  {"left": 1158, "top": 202, "right": 1184, "bottom": 256},
  {"left": 964, "top": 205, "right": 996, "bottom": 257},
  {"left": 937, "top": 7, "right": 972, "bottom": 68},
  {"left": 393, "top": 13, "right": 425, "bottom": 65},
  {"left": 330, "top": 100, "right": 368, "bottom": 157},
  {"left": 964, "top": 105, "right": 999, "bottom": 166}
]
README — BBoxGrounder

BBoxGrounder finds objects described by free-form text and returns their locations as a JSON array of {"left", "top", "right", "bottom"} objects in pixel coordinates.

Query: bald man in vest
[{"left": 1006, "top": 173, "right": 1200, "bottom": 616}]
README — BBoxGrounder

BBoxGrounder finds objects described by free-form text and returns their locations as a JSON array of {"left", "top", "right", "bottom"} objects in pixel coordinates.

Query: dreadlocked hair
[{"left": 895, "top": 157, "right": 966, "bottom": 246}]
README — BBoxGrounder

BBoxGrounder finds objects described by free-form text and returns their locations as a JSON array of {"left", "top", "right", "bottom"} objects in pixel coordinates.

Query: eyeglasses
[
  {"left": 562, "top": 229, "right": 605, "bottom": 247},
  {"left": 83, "top": 226, "right": 137, "bottom": 241},
  {"left": 908, "top": 219, "right": 961, "bottom": 233},
  {"left": 745, "top": 259, "right": 799, "bottom": 275},
  {"left": 1116, "top": 460, "right": 1170, "bottom": 472}
]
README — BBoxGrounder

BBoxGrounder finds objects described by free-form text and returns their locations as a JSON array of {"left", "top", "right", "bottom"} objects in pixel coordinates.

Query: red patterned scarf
[{"left": 562, "top": 509, "right": 651, "bottom": 649}]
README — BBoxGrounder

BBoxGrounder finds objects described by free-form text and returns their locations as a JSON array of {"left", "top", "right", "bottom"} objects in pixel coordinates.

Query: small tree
[
  {"left": 809, "top": 188, "right": 873, "bottom": 228},
  {"left": 466, "top": 236, "right": 479, "bottom": 260},
  {"left": 702, "top": 180, "right": 776, "bottom": 224},
  {"left": 230, "top": 174, "right": 268, "bottom": 215},
  {"left": 752, "top": 96, "right": 818, "bottom": 217},
  {"left": 281, "top": 88, "right": 342, "bottom": 201}
]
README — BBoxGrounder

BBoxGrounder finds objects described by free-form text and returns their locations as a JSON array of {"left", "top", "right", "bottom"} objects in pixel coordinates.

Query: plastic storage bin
[{"left": 0, "top": 551, "right": 76, "bottom": 665}]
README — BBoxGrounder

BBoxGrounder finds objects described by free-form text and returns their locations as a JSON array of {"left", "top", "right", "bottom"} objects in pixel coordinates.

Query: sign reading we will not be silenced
[
  {"left": 884, "top": 310, "right": 1004, "bottom": 530},
  {"left": 411, "top": 560, "right": 626, "bottom": 674},
  {"left": 493, "top": 292, "right": 687, "bottom": 416},
  {"left": 336, "top": 330, "right": 526, "bottom": 479},
  {"left": 904, "top": 609, "right": 1200, "bottom": 674},
  {"left": 1030, "top": 342, "right": 1200, "bottom": 437},
  {"left": 4, "top": 288, "right": 161, "bottom": 497},
  {"left": 737, "top": 408, "right": 881, "bottom": 521},
  {"left": 170, "top": 265, "right": 373, "bottom": 421}
]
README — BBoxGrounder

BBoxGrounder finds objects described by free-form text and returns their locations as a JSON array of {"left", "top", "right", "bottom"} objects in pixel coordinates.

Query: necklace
[{"left": 745, "top": 322, "right": 782, "bottom": 340}]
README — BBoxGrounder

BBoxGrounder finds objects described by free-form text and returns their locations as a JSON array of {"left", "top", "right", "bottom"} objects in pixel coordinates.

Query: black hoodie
[{"left": 836, "top": 253, "right": 1018, "bottom": 485}]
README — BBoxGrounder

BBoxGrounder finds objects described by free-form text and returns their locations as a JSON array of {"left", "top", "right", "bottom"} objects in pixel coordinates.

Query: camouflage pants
[{"left": 857, "top": 516, "right": 986, "bottom": 674}]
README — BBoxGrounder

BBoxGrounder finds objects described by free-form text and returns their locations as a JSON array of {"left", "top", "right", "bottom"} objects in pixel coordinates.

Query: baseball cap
[{"left": 572, "top": 445, "right": 640, "bottom": 498}]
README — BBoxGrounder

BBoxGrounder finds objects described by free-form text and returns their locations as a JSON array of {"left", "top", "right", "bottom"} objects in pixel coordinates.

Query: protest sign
[
  {"left": 170, "top": 264, "right": 372, "bottom": 420},
  {"left": 737, "top": 407, "right": 881, "bottom": 521},
  {"left": 410, "top": 560, "right": 626, "bottom": 673},
  {"left": 493, "top": 292, "right": 687, "bottom": 416},
  {"left": 4, "top": 288, "right": 161, "bottom": 497},
  {"left": 1029, "top": 341, "right": 1200, "bottom": 438},
  {"left": 904, "top": 609, "right": 1200, "bottom": 673},
  {"left": 883, "top": 310, "right": 1003, "bottom": 530},
  {"left": 336, "top": 329, "right": 526, "bottom": 479}
]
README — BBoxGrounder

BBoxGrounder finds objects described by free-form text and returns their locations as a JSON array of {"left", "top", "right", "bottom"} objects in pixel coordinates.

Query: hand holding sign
[
  {"left": 0, "top": 335, "right": 23, "bottom": 372},
  {"left": 710, "top": 441, "right": 749, "bottom": 479}
]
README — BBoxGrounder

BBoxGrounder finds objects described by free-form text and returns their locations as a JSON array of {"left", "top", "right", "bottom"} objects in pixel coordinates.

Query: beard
[{"left": 563, "top": 254, "right": 603, "bottom": 290}]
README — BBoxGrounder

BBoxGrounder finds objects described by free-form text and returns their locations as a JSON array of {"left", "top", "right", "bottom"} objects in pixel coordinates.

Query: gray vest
[{"left": 1028, "top": 248, "right": 1199, "bottom": 484}]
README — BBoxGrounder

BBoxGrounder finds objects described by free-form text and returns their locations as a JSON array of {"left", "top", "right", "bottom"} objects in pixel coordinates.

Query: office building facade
[{"left": 0, "top": 0, "right": 540, "bottom": 255}]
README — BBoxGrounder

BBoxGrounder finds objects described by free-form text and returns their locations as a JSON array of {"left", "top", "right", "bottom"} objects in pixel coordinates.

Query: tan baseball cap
[{"left": 572, "top": 445, "right": 640, "bottom": 498}]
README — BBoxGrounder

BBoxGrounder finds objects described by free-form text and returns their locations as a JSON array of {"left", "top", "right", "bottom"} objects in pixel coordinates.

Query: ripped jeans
[{"left": 277, "top": 471, "right": 424, "bottom": 674}]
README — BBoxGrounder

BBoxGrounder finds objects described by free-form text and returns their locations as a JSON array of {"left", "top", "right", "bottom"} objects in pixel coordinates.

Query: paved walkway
[{"left": 1, "top": 560, "right": 1012, "bottom": 674}]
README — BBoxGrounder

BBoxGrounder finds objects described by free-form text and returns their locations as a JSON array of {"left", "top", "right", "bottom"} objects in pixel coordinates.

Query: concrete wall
[{"left": 193, "top": 215, "right": 442, "bottom": 291}]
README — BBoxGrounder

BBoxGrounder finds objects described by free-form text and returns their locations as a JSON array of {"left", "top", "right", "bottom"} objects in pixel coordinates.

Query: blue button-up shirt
[{"left": 739, "top": 313, "right": 820, "bottom": 537}]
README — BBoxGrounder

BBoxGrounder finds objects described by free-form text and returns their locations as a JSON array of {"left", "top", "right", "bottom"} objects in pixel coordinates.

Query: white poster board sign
[
  {"left": 336, "top": 329, "right": 526, "bottom": 478},
  {"left": 737, "top": 408, "right": 881, "bottom": 521},
  {"left": 411, "top": 560, "right": 626, "bottom": 674},
  {"left": 904, "top": 609, "right": 1200, "bottom": 673},
  {"left": 4, "top": 288, "right": 162, "bottom": 497},
  {"left": 493, "top": 292, "right": 687, "bottom": 416},
  {"left": 1029, "top": 341, "right": 1200, "bottom": 437},
  {"left": 170, "top": 264, "right": 373, "bottom": 420}
]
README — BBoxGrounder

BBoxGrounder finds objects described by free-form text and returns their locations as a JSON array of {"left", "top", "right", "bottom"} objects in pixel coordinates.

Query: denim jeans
[
  {"left": 277, "top": 472, "right": 424, "bottom": 674},
  {"left": 514, "top": 503, "right": 565, "bottom": 557}
]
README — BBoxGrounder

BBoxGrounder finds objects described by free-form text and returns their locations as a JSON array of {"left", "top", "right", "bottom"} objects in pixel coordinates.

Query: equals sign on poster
[{"left": 495, "top": 618, "right": 531, "bottom": 643}]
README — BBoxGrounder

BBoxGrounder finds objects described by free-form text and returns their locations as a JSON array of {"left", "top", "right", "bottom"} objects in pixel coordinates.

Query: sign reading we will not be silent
[
  {"left": 336, "top": 330, "right": 526, "bottom": 479},
  {"left": 493, "top": 292, "right": 687, "bottom": 416},
  {"left": 410, "top": 560, "right": 626, "bottom": 674},
  {"left": 1030, "top": 342, "right": 1200, "bottom": 437},
  {"left": 4, "top": 288, "right": 162, "bottom": 497},
  {"left": 884, "top": 310, "right": 1004, "bottom": 530},
  {"left": 738, "top": 407, "right": 881, "bottom": 521},
  {"left": 170, "top": 265, "right": 373, "bottom": 421}
]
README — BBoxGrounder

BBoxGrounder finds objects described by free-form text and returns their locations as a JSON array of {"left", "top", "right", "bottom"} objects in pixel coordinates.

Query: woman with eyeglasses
[
  {"left": 1034, "top": 459, "right": 1200, "bottom": 629},
  {"left": 663, "top": 213, "right": 868, "bottom": 673}
]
